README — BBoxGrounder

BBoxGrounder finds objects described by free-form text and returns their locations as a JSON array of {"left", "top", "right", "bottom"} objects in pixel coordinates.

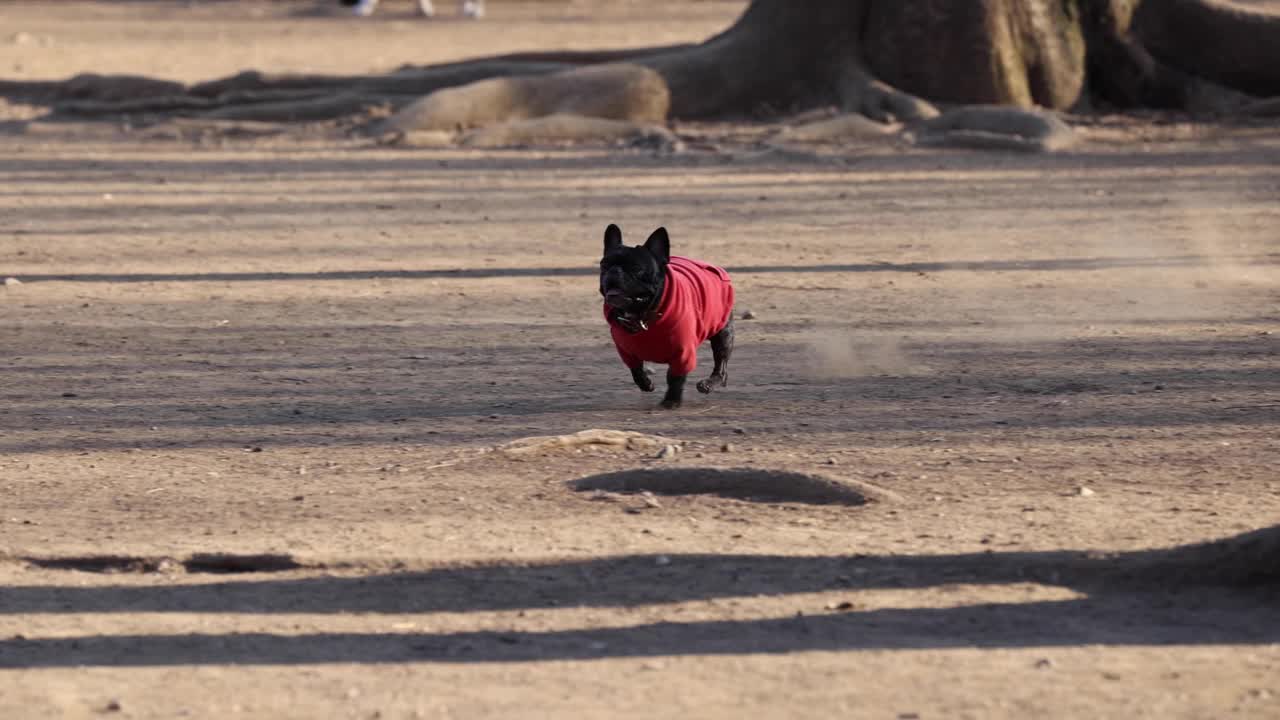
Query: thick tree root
[
  {"left": 195, "top": 92, "right": 399, "bottom": 123},
  {"left": 0, "top": 73, "right": 185, "bottom": 103},
  {"left": 56, "top": 89, "right": 335, "bottom": 117},
  {"left": 1234, "top": 97, "right": 1280, "bottom": 118},
  {"left": 48, "top": 62, "right": 576, "bottom": 120},
  {"left": 778, "top": 113, "right": 902, "bottom": 143},
  {"left": 393, "top": 44, "right": 698, "bottom": 72},
  {"left": 190, "top": 60, "right": 571, "bottom": 100},
  {"left": 836, "top": 65, "right": 940, "bottom": 123},
  {"left": 779, "top": 105, "right": 1076, "bottom": 154},
  {"left": 383, "top": 115, "right": 679, "bottom": 150},
  {"left": 459, "top": 114, "right": 679, "bottom": 150},
  {"left": 910, "top": 106, "right": 1078, "bottom": 153},
  {"left": 135, "top": 118, "right": 293, "bottom": 141},
  {"left": 371, "top": 64, "right": 670, "bottom": 136}
]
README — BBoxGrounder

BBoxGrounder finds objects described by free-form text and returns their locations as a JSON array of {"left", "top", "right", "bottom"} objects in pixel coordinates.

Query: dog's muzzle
[{"left": 604, "top": 289, "right": 630, "bottom": 309}]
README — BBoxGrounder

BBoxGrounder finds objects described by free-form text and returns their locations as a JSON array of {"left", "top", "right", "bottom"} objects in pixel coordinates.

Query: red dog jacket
[{"left": 605, "top": 256, "right": 735, "bottom": 376}]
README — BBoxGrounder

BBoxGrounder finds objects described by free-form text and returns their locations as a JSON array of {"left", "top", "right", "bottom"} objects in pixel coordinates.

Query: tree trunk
[
  {"left": 636, "top": 1, "right": 866, "bottom": 118},
  {"left": 3, "top": 0, "right": 1278, "bottom": 130},
  {"left": 634, "top": 0, "right": 1280, "bottom": 119},
  {"left": 863, "top": 0, "right": 1087, "bottom": 109}
]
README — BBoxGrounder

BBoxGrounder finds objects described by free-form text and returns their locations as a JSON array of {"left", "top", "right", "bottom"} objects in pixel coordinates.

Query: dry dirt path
[{"left": 1, "top": 2, "right": 1278, "bottom": 718}]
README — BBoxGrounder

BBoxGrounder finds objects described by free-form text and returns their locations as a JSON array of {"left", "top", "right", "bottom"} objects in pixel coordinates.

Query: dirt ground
[{"left": 1, "top": 2, "right": 1279, "bottom": 718}]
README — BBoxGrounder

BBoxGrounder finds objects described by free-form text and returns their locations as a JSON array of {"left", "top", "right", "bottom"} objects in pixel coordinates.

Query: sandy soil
[{"left": 1, "top": 2, "right": 1279, "bottom": 718}]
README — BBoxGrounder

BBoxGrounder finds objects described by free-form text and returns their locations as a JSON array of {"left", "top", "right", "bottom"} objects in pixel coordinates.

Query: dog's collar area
[
  {"left": 613, "top": 309, "right": 662, "bottom": 334},
  {"left": 610, "top": 288, "right": 664, "bottom": 333}
]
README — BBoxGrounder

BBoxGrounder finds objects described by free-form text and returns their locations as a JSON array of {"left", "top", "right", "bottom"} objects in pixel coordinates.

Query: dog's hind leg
[{"left": 697, "top": 315, "right": 735, "bottom": 394}]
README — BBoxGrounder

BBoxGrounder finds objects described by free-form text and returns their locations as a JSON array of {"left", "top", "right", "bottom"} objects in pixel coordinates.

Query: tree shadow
[
  {"left": 13, "top": 253, "right": 1277, "bottom": 284},
  {"left": 0, "top": 542, "right": 1275, "bottom": 667},
  {"left": 2, "top": 144, "right": 1279, "bottom": 177}
]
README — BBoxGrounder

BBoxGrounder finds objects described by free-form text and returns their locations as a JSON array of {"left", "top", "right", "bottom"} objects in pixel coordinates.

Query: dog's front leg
[
  {"left": 660, "top": 373, "right": 686, "bottom": 409},
  {"left": 630, "top": 365, "right": 654, "bottom": 392}
]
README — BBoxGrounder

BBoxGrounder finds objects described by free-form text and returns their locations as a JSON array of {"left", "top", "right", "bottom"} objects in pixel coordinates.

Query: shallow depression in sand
[{"left": 570, "top": 467, "right": 899, "bottom": 506}]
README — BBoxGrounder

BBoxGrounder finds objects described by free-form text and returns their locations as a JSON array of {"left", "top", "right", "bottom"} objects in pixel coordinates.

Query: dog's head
[{"left": 599, "top": 224, "right": 669, "bottom": 331}]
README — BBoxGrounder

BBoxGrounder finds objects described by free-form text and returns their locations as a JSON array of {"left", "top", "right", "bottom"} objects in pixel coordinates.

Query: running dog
[{"left": 599, "top": 224, "right": 735, "bottom": 409}]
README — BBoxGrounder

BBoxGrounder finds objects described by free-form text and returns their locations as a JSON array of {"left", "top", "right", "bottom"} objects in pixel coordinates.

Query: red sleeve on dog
[
  {"left": 606, "top": 257, "right": 734, "bottom": 376},
  {"left": 668, "top": 338, "right": 698, "bottom": 376}
]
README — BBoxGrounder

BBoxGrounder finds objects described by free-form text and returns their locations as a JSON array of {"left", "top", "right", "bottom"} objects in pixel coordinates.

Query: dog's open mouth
[{"left": 605, "top": 289, "right": 648, "bottom": 309}]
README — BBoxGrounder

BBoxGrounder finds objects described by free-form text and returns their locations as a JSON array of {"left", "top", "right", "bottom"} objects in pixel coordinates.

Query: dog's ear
[
  {"left": 643, "top": 227, "right": 670, "bottom": 263},
  {"left": 603, "top": 224, "right": 623, "bottom": 253}
]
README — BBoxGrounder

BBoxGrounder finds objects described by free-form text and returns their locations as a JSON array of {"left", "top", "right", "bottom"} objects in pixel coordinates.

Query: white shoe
[
  {"left": 461, "top": 0, "right": 484, "bottom": 19},
  {"left": 418, "top": 0, "right": 436, "bottom": 17},
  {"left": 351, "top": 0, "right": 379, "bottom": 17}
]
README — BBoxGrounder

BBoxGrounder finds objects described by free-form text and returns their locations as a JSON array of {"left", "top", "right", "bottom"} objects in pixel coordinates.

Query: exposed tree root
[
  {"left": 911, "top": 106, "right": 1078, "bottom": 153},
  {"left": 394, "top": 44, "right": 699, "bottom": 71},
  {"left": 1234, "top": 96, "right": 1280, "bottom": 117},
  {"left": 58, "top": 89, "right": 341, "bottom": 118},
  {"left": 459, "top": 114, "right": 678, "bottom": 150},
  {"left": 835, "top": 63, "right": 940, "bottom": 123},
  {"left": 196, "top": 92, "right": 397, "bottom": 123},
  {"left": 383, "top": 115, "right": 678, "bottom": 150},
  {"left": 50, "top": 61, "right": 577, "bottom": 120},
  {"left": 778, "top": 105, "right": 1077, "bottom": 154},
  {"left": 189, "top": 60, "right": 573, "bottom": 100},
  {"left": 778, "top": 113, "right": 903, "bottom": 144},
  {"left": 380, "top": 130, "right": 456, "bottom": 148},
  {"left": 371, "top": 64, "right": 669, "bottom": 136},
  {"left": 135, "top": 118, "right": 294, "bottom": 141},
  {"left": 0, "top": 72, "right": 185, "bottom": 103}
]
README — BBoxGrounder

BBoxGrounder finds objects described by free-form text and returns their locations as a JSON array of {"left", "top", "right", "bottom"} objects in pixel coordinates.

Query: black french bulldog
[{"left": 599, "top": 224, "right": 736, "bottom": 409}]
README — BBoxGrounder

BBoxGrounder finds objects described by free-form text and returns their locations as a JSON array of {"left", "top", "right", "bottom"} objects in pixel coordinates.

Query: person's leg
[{"left": 349, "top": 0, "right": 380, "bottom": 17}]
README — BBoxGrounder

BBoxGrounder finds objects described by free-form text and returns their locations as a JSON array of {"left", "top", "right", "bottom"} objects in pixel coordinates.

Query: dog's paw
[
  {"left": 696, "top": 374, "right": 726, "bottom": 394},
  {"left": 632, "top": 368, "right": 655, "bottom": 392}
]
